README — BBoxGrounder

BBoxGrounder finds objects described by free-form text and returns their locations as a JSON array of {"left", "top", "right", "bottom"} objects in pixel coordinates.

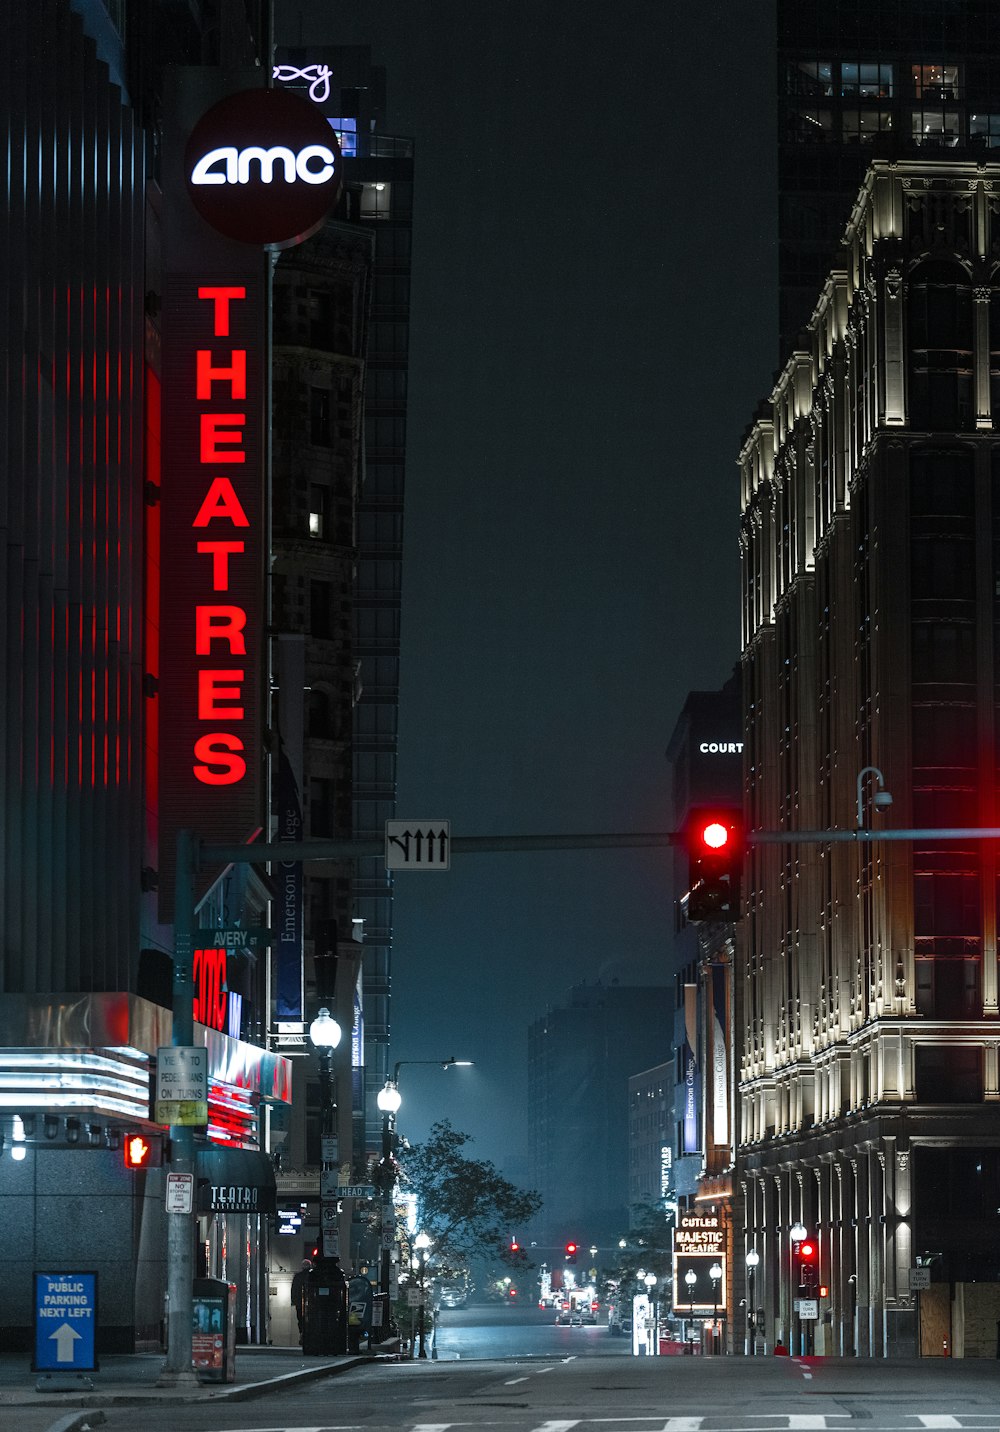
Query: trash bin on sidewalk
[
  {"left": 302, "top": 1257, "right": 348, "bottom": 1355},
  {"left": 192, "top": 1277, "right": 237, "bottom": 1383}
]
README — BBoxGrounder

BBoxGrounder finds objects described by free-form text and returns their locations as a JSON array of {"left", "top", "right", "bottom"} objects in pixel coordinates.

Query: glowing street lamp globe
[{"left": 309, "top": 1007, "right": 342, "bottom": 1049}]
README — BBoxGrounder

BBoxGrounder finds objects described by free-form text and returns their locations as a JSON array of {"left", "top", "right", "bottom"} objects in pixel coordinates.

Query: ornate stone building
[{"left": 739, "top": 157, "right": 1000, "bottom": 1358}]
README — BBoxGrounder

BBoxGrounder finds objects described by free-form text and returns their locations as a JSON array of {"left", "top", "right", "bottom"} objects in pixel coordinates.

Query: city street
[
  {"left": 14, "top": 1306, "right": 1000, "bottom": 1432},
  {"left": 90, "top": 1348, "right": 1000, "bottom": 1432}
]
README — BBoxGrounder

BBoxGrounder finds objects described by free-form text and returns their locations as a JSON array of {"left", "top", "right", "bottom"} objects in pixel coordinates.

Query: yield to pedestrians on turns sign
[{"left": 33, "top": 1271, "right": 98, "bottom": 1372}]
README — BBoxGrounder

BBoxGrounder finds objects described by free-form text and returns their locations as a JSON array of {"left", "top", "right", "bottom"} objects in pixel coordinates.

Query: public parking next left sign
[{"left": 33, "top": 1271, "right": 98, "bottom": 1372}]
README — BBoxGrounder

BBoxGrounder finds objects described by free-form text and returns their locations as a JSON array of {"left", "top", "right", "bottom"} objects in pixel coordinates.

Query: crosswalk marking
[
  {"left": 917, "top": 1420, "right": 963, "bottom": 1429},
  {"left": 533, "top": 1422, "right": 582, "bottom": 1431}
]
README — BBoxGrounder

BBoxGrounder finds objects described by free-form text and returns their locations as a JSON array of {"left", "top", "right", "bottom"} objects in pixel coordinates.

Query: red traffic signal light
[
  {"left": 123, "top": 1132, "right": 162, "bottom": 1169},
  {"left": 511, "top": 1240, "right": 520, "bottom": 1251},
  {"left": 682, "top": 807, "right": 744, "bottom": 923},
  {"left": 565, "top": 1242, "right": 578, "bottom": 1263},
  {"left": 800, "top": 1241, "right": 816, "bottom": 1260}
]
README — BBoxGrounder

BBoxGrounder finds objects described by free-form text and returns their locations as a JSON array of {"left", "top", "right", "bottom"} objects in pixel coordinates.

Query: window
[
  {"left": 310, "top": 387, "right": 331, "bottom": 446},
  {"left": 310, "top": 580, "right": 333, "bottom": 639},
  {"left": 786, "top": 108, "right": 833, "bottom": 143},
  {"left": 307, "top": 689, "right": 332, "bottom": 739},
  {"left": 971, "top": 114, "right": 1000, "bottom": 149},
  {"left": 359, "top": 182, "right": 392, "bottom": 219},
  {"left": 911, "top": 705, "right": 976, "bottom": 767},
  {"left": 309, "top": 778, "right": 334, "bottom": 837},
  {"left": 308, "top": 290, "right": 333, "bottom": 349},
  {"left": 913, "top": 871, "right": 981, "bottom": 941},
  {"left": 914, "top": 1045, "right": 981, "bottom": 1102},
  {"left": 911, "top": 110, "right": 961, "bottom": 147},
  {"left": 915, "top": 959, "right": 981, "bottom": 1018},
  {"left": 910, "top": 449, "right": 974, "bottom": 516},
  {"left": 910, "top": 538, "right": 976, "bottom": 601},
  {"left": 841, "top": 62, "right": 893, "bottom": 98},
  {"left": 911, "top": 622, "right": 976, "bottom": 683},
  {"left": 309, "top": 484, "right": 330, "bottom": 539},
  {"left": 785, "top": 60, "right": 833, "bottom": 97},
  {"left": 842, "top": 110, "right": 893, "bottom": 144},
  {"left": 911, "top": 64, "right": 961, "bottom": 102}
]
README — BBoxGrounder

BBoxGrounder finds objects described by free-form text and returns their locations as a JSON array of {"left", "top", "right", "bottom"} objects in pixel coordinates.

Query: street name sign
[
  {"left": 337, "top": 1184, "right": 376, "bottom": 1199},
  {"left": 33, "top": 1272, "right": 98, "bottom": 1373},
  {"left": 385, "top": 821, "right": 450, "bottom": 870},
  {"left": 155, "top": 1045, "right": 208, "bottom": 1125}
]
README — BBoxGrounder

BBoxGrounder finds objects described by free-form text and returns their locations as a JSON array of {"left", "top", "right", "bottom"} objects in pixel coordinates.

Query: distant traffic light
[
  {"left": 123, "top": 1132, "right": 163, "bottom": 1169},
  {"left": 682, "top": 807, "right": 744, "bottom": 922},
  {"left": 511, "top": 1240, "right": 520, "bottom": 1251},
  {"left": 565, "top": 1242, "right": 579, "bottom": 1264},
  {"left": 797, "top": 1238, "right": 818, "bottom": 1293}
]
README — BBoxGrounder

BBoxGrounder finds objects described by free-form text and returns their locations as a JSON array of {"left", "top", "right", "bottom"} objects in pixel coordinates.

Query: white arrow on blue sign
[{"left": 33, "top": 1271, "right": 98, "bottom": 1372}]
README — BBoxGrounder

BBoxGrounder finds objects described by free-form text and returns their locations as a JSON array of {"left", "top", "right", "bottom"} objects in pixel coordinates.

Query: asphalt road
[{"left": 86, "top": 1323, "right": 1000, "bottom": 1432}]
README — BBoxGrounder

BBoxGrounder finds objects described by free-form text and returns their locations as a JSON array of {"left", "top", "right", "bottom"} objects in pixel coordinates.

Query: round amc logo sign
[{"left": 185, "top": 88, "right": 342, "bottom": 249}]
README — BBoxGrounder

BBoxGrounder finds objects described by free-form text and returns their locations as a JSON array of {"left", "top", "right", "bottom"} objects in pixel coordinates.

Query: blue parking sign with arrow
[{"left": 33, "top": 1271, "right": 98, "bottom": 1372}]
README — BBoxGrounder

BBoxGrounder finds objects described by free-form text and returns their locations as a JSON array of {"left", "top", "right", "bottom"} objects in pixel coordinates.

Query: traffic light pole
[
  {"left": 159, "top": 827, "right": 199, "bottom": 1385},
  {"left": 160, "top": 816, "right": 1000, "bottom": 1377}
]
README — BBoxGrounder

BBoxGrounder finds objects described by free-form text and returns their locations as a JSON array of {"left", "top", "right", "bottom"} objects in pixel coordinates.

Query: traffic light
[
  {"left": 564, "top": 1241, "right": 578, "bottom": 1264},
  {"left": 123, "top": 1131, "right": 163, "bottom": 1169},
  {"left": 797, "top": 1238, "right": 818, "bottom": 1293},
  {"left": 682, "top": 807, "right": 744, "bottom": 922}
]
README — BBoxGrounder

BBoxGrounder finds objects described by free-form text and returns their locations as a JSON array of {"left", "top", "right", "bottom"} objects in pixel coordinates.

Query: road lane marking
[
  {"left": 504, "top": 1377, "right": 529, "bottom": 1384},
  {"left": 917, "top": 1420, "right": 963, "bottom": 1429},
  {"left": 533, "top": 1422, "right": 581, "bottom": 1432}
]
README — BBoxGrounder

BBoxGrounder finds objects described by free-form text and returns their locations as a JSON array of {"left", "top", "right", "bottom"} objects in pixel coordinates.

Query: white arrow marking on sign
[{"left": 51, "top": 1323, "right": 82, "bottom": 1362}]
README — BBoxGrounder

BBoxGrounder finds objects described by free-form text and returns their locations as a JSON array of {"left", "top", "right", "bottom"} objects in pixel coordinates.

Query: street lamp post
[
  {"left": 684, "top": 1267, "right": 697, "bottom": 1349},
  {"left": 790, "top": 1220, "right": 806, "bottom": 1356},
  {"left": 310, "top": 1008, "right": 343, "bottom": 1265},
  {"left": 373, "top": 1058, "right": 472, "bottom": 1318},
  {"left": 745, "top": 1249, "right": 760, "bottom": 1356},
  {"left": 709, "top": 1262, "right": 722, "bottom": 1355},
  {"left": 414, "top": 1232, "right": 432, "bottom": 1359}
]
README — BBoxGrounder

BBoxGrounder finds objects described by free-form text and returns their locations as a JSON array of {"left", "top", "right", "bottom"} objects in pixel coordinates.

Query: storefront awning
[{"left": 196, "top": 1142, "right": 277, "bottom": 1215}]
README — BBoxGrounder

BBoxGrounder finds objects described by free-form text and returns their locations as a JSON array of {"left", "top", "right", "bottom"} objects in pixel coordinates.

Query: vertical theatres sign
[
  {"left": 159, "top": 83, "right": 341, "bottom": 913},
  {"left": 160, "top": 278, "right": 264, "bottom": 878}
]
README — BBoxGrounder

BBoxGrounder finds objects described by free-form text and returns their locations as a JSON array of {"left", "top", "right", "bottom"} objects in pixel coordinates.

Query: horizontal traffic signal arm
[{"left": 188, "top": 823, "right": 1000, "bottom": 871}]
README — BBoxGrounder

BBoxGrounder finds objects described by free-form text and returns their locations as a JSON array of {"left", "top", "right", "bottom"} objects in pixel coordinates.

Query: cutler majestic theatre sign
[{"left": 159, "top": 85, "right": 341, "bottom": 904}]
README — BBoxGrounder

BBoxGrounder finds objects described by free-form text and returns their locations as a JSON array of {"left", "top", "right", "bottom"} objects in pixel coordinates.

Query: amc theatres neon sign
[
  {"left": 191, "top": 285, "right": 252, "bottom": 785},
  {"left": 185, "top": 88, "right": 341, "bottom": 249},
  {"left": 191, "top": 144, "right": 337, "bottom": 187},
  {"left": 159, "top": 277, "right": 263, "bottom": 883}
]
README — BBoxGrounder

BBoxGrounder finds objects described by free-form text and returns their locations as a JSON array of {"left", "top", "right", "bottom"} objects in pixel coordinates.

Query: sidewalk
[{"left": 0, "top": 1341, "right": 397, "bottom": 1431}]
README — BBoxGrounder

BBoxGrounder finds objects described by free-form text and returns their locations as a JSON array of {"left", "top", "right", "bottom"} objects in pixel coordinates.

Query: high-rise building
[
  {"left": 739, "top": 152, "right": 1000, "bottom": 1358},
  {"left": 273, "top": 48, "right": 414, "bottom": 1155},
  {"left": 778, "top": 0, "right": 1000, "bottom": 356},
  {"left": 528, "top": 982, "right": 672, "bottom": 1245}
]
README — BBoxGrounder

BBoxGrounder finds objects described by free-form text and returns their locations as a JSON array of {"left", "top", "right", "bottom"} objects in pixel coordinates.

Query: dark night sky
[{"left": 283, "top": 1, "right": 778, "bottom": 1176}]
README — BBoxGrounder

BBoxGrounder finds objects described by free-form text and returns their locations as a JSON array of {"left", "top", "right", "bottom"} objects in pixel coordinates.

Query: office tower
[
  {"left": 740, "top": 152, "right": 1000, "bottom": 1358},
  {"left": 274, "top": 49, "right": 414, "bottom": 1153},
  {"left": 528, "top": 982, "right": 672, "bottom": 1245},
  {"left": 778, "top": 0, "right": 1000, "bottom": 356}
]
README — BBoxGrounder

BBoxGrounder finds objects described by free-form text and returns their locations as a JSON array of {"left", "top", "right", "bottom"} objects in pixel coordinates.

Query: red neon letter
[
  {"left": 197, "top": 540, "right": 245, "bottom": 591},
  {"left": 198, "top": 669, "right": 245, "bottom": 720},
  {"left": 192, "top": 478, "right": 250, "bottom": 528},
  {"left": 193, "top": 733, "right": 246, "bottom": 785},
  {"left": 200, "top": 413, "right": 245, "bottom": 464},
  {"left": 196, "top": 349, "right": 247, "bottom": 400},
  {"left": 198, "top": 286, "right": 246, "bottom": 337},
  {"left": 196, "top": 606, "right": 247, "bottom": 656}
]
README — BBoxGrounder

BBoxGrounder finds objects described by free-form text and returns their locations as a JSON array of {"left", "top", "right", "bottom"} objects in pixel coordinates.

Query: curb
[{"left": 38, "top": 1355, "right": 372, "bottom": 1432}]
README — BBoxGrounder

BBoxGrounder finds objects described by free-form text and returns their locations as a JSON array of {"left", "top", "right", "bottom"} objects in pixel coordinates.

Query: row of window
[
  {"left": 787, "top": 60, "right": 961, "bottom": 101},
  {"left": 786, "top": 107, "right": 999, "bottom": 147}
]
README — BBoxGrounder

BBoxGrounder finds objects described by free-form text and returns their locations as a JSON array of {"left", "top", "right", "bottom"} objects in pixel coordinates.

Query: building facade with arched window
[{"left": 739, "top": 156, "right": 1000, "bottom": 1359}]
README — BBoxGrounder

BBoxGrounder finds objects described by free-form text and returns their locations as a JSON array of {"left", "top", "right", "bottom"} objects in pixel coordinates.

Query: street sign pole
[{"left": 158, "top": 826, "right": 199, "bottom": 1386}]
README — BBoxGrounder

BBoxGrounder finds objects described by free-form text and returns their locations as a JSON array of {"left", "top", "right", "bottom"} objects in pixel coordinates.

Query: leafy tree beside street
[{"left": 401, "top": 1120, "right": 542, "bottom": 1285}]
